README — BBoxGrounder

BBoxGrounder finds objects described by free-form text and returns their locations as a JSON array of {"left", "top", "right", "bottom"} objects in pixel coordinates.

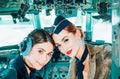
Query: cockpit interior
[{"left": 0, "top": 0, "right": 120, "bottom": 79}]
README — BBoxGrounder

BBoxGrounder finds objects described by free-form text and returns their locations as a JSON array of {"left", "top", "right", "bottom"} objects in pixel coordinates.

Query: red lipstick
[{"left": 66, "top": 49, "right": 72, "bottom": 55}]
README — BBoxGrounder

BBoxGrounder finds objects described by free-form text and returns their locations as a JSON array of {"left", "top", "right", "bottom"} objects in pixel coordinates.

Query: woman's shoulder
[
  {"left": 86, "top": 42, "right": 112, "bottom": 55},
  {"left": 87, "top": 42, "right": 112, "bottom": 66},
  {"left": 87, "top": 43, "right": 112, "bottom": 79},
  {"left": 9, "top": 55, "right": 25, "bottom": 70}
]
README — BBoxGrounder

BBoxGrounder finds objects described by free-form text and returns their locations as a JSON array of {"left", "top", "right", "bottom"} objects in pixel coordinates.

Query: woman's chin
[{"left": 35, "top": 66, "right": 42, "bottom": 70}]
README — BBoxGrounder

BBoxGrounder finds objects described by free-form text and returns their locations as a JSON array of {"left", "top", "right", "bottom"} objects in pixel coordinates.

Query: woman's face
[
  {"left": 26, "top": 42, "right": 54, "bottom": 70},
  {"left": 52, "top": 29, "right": 81, "bottom": 58}
]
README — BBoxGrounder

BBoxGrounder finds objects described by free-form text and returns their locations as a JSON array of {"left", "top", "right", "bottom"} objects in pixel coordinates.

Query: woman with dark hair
[
  {"left": 51, "top": 15, "right": 112, "bottom": 79},
  {"left": 10, "top": 29, "right": 55, "bottom": 79}
]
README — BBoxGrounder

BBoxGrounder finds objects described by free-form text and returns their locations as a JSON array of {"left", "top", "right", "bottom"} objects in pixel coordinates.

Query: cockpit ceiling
[
  {"left": 0, "top": 0, "right": 89, "bottom": 8},
  {"left": 0, "top": 0, "right": 95, "bottom": 14},
  {"left": 0, "top": 0, "right": 111, "bottom": 17}
]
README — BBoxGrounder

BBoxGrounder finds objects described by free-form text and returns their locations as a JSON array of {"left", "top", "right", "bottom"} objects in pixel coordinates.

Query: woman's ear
[{"left": 75, "top": 29, "right": 81, "bottom": 39}]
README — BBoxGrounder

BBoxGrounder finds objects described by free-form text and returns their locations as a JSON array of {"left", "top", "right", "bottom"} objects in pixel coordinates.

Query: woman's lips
[
  {"left": 66, "top": 49, "right": 72, "bottom": 55},
  {"left": 37, "top": 62, "right": 45, "bottom": 66}
]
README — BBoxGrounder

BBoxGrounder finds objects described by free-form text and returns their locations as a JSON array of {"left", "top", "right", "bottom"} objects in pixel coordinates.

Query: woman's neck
[
  {"left": 23, "top": 56, "right": 33, "bottom": 75},
  {"left": 76, "top": 45, "right": 85, "bottom": 60},
  {"left": 26, "top": 65, "right": 31, "bottom": 75}
]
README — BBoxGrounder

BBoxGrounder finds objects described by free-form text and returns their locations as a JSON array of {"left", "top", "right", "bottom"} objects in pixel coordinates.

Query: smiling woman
[
  {"left": 51, "top": 15, "right": 112, "bottom": 79},
  {"left": 9, "top": 29, "right": 55, "bottom": 79}
]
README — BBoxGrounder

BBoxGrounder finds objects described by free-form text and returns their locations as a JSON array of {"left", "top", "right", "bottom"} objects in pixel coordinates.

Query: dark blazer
[
  {"left": 67, "top": 44, "right": 112, "bottom": 79},
  {"left": 10, "top": 55, "right": 36, "bottom": 79}
]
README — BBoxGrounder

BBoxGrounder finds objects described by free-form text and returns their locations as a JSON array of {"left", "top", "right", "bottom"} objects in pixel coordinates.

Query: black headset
[{"left": 19, "top": 37, "right": 33, "bottom": 56}]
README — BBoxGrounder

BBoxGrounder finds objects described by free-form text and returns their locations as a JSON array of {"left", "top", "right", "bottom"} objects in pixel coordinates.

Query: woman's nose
[
  {"left": 61, "top": 44, "right": 67, "bottom": 52},
  {"left": 41, "top": 54, "right": 47, "bottom": 62}
]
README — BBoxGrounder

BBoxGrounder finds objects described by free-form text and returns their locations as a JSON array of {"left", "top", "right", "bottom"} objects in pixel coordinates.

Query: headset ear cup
[
  {"left": 19, "top": 37, "right": 33, "bottom": 56},
  {"left": 20, "top": 39, "right": 27, "bottom": 52}
]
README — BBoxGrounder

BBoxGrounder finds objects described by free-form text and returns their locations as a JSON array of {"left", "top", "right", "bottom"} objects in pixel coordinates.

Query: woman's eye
[
  {"left": 64, "top": 39, "right": 69, "bottom": 42},
  {"left": 38, "top": 50, "right": 43, "bottom": 54},
  {"left": 48, "top": 52, "right": 53, "bottom": 57}
]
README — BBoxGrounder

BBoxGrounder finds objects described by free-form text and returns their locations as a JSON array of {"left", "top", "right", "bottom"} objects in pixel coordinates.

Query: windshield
[{"left": 0, "top": 10, "right": 112, "bottom": 46}]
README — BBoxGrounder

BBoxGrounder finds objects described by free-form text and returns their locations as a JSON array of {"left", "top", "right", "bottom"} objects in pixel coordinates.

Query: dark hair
[
  {"left": 28, "top": 29, "right": 55, "bottom": 47},
  {"left": 64, "top": 24, "right": 84, "bottom": 38}
]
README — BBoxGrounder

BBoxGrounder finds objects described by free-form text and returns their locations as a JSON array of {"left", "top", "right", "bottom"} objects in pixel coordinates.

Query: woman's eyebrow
[
  {"left": 38, "top": 48, "right": 46, "bottom": 52},
  {"left": 61, "top": 36, "right": 67, "bottom": 41},
  {"left": 55, "top": 36, "right": 68, "bottom": 45}
]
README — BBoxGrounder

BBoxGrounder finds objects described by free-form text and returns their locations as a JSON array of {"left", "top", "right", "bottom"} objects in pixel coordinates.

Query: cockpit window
[
  {"left": 0, "top": 10, "right": 112, "bottom": 46},
  {"left": 0, "top": 14, "right": 34, "bottom": 46}
]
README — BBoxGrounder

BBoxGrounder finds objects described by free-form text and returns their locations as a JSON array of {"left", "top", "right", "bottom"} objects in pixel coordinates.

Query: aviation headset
[{"left": 19, "top": 37, "right": 33, "bottom": 56}]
